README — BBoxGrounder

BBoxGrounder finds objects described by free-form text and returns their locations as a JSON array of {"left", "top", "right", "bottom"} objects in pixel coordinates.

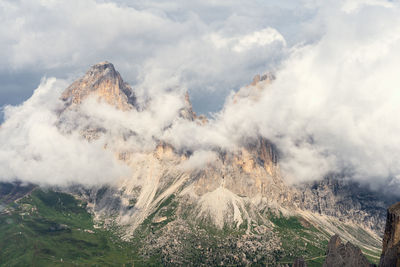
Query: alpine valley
[{"left": 0, "top": 62, "right": 397, "bottom": 266}]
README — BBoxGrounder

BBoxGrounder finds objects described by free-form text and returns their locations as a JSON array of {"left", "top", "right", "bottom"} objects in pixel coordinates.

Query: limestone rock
[
  {"left": 379, "top": 202, "right": 400, "bottom": 267},
  {"left": 233, "top": 72, "right": 275, "bottom": 103},
  {"left": 58, "top": 63, "right": 385, "bottom": 261},
  {"left": 61, "top": 61, "right": 136, "bottom": 110},
  {"left": 178, "top": 92, "right": 197, "bottom": 121},
  {"left": 295, "top": 176, "right": 393, "bottom": 235},
  {"left": 323, "top": 234, "right": 373, "bottom": 267},
  {"left": 179, "top": 91, "right": 209, "bottom": 125}
]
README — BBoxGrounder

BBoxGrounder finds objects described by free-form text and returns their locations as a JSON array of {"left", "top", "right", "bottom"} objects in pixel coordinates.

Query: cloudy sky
[
  {"left": 0, "top": 0, "right": 316, "bottom": 117},
  {"left": 1, "top": 0, "right": 400, "bottom": 190}
]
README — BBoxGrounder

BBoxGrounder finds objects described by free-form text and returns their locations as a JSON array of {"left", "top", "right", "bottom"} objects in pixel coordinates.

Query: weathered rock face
[
  {"left": 179, "top": 92, "right": 197, "bottom": 121},
  {"left": 60, "top": 63, "right": 388, "bottom": 233},
  {"left": 61, "top": 61, "right": 136, "bottom": 110},
  {"left": 58, "top": 62, "right": 386, "bottom": 263},
  {"left": 179, "top": 92, "right": 209, "bottom": 125},
  {"left": 323, "top": 235, "right": 373, "bottom": 267},
  {"left": 295, "top": 176, "right": 395, "bottom": 236},
  {"left": 379, "top": 202, "right": 400, "bottom": 267}
]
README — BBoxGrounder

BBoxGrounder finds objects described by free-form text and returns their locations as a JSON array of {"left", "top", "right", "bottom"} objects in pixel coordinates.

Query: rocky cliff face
[
  {"left": 56, "top": 62, "right": 387, "bottom": 264},
  {"left": 296, "top": 176, "right": 394, "bottom": 235},
  {"left": 380, "top": 202, "right": 400, "bottom": 266},
  {"left": 323, "top": 235, "right": 373, "bottom": 267},
  {"left": 61, "top": 61, "right": 136, "bottom": 110}
]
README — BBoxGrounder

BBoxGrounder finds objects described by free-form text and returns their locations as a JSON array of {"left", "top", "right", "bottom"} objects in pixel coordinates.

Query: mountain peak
[
  {"left": 94, "top": 61, "right": 113, "bottom": 66},
  {"left": 233, "top": 71, "right": 275, "bottom": 104},
  {"left": 90, "top": 61, "right": 116, "bottom": 73},
  {"left": 61, "top": 62, "right": 136, "bottom": 110}
]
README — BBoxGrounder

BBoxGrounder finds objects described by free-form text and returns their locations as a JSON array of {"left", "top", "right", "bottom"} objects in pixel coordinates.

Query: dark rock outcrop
[
  {"left": 379, "top": 202, "right": 400, "bottom": 267},
  {"left": 323, "top": 234, "right": 374, "bottom": 267},
  {"left": 0, "top": 182, "right": 35, "bottom": 204},
  {"left": 292, "top": 257, "right": 307, "bottom": 267}
]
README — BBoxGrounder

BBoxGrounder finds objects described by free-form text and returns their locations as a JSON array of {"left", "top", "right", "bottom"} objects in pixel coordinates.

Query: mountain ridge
[
  {"left": 57, "top": 62, "right": 390, "bottom": 241},
  {"left": 0, "top": 61, "right": 394, "bottom": 266},
  {"left": 57, "top": 62, "right": 387, "bottom": 264}
]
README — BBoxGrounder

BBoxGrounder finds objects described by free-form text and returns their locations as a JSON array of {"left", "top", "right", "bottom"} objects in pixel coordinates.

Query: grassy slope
[
  {"left": 269, "top": 214, "right": 380, "bottom": 266},
  {"left": 0, "top": 188, "right": 381, "bottom": 266},
  {"left": 271, "top": 214, "right": 330, "bottom": 266},
  {"left": 0, "top": 189, "right": 150, "bottom": 266}
]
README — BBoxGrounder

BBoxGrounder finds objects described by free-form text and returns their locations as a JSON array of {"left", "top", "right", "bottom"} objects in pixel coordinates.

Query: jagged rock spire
[
  {"left": 233, "top": 71, "right": 276, "bottom": 103},
  {"left": 380, "top": 202, "right": 400, "bottom": 267},
  {"left": 323, "top": 234, "right": 374, "bottom": 267},
  {"left": 250, "top": 72, "right": 275, "bottom": 86},
  {"left": 61, "top": 61, "right": 136, "bottom": 110},
  {"left": 178, "top": 91, "right": 197, "bottom": 121}
]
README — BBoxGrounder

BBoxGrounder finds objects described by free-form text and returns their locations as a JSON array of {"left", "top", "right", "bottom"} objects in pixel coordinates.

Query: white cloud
[
  {"left": 208, "top": 28, "right": 286, "bottom": 53},
  {"left": 341, "top": 0, "right": 394, "bottom": 13},
  {"left": 233, "top": 28, "right": 286, "bottom": 52},
  {"left": 0, "top": 0, "right": 302, "bottom": 113},
  {"left": 0, "top": 78, "right": 130, "bottom": 186},
  {"left": 214, "top": 0, "right": 400, "bottom": 185},
  {"left": 1, "top": 0, "right": 400, "bottom": 191},
  {"left": 178, "top": 150, "right": 218, "bottom": 171}
]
